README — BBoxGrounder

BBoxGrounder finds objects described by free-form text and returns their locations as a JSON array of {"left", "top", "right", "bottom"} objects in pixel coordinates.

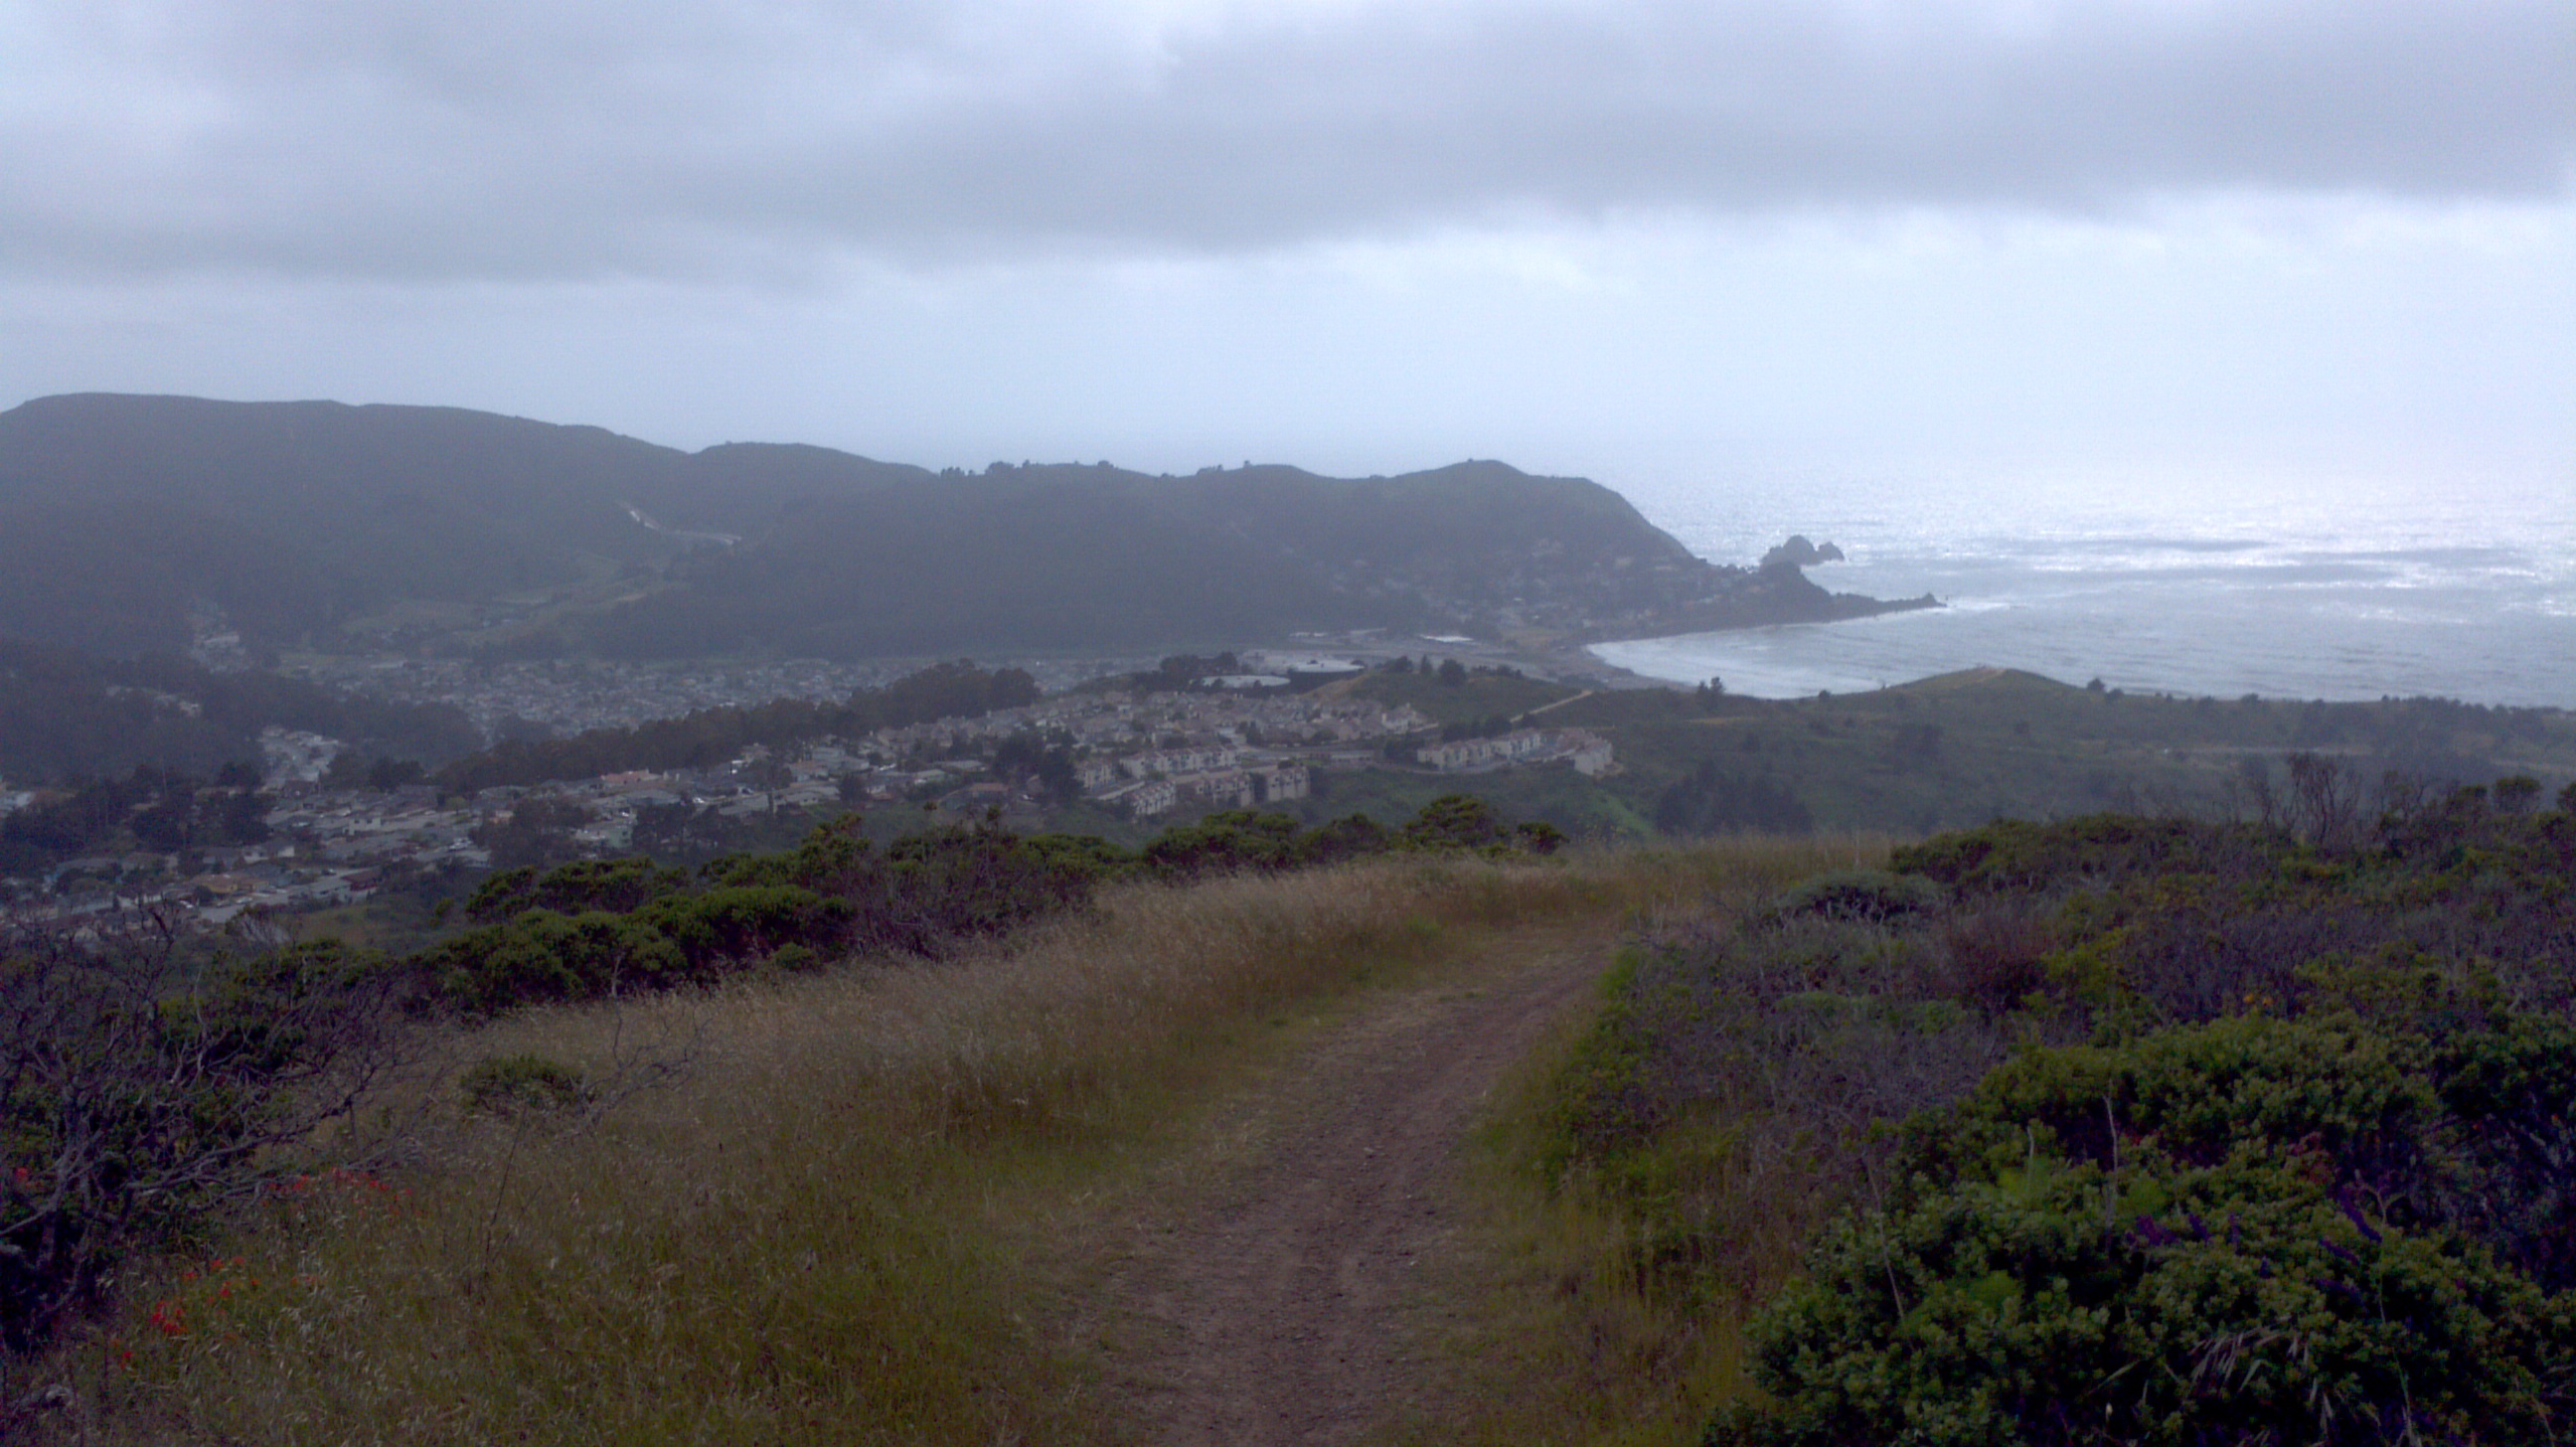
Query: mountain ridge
[{"left": 0, "top": 393, "right": 1928, "bottom": 659}]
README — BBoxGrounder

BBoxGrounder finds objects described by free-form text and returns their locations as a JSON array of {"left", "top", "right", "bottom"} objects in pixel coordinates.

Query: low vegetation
[
  {"left": 1345, "top": 663, "right": 1582, "bottom": 726},
  {"left": 1541, "top": 774, "right": 2576, "bottom": 1443},
  {"left": 423, "top": 795, "right": 1559, "bottom": 1015},
  {"left": 1563, "top": 668, "right": 2576, "bottom": 838},
  {"left": 0, "top": 793, "right": 1561, "bottom": 1390},
  {"left": 0, "top": 832, "right": 1843, "bottom": 1445},
  {"left": 0, "top": 934, "right": 402, "bottom": 1357},
  {"left": 10, "top": 737, "right": 2576, "bottom": 1444}
]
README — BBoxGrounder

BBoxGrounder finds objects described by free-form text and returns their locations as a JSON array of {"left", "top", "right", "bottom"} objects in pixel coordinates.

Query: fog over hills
[{"left": 0, "top": 394, "right": 1915, "bottom": 660}]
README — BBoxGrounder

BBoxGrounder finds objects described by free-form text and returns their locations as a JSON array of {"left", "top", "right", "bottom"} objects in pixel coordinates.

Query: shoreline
[{"left": 1589, "top": 624, "right": 2576, "bottom": 712}]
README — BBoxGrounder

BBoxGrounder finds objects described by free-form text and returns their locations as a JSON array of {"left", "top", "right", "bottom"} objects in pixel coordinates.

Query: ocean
[{"left": 1588, "top": 453, "right": 2576, "bottom": 711}]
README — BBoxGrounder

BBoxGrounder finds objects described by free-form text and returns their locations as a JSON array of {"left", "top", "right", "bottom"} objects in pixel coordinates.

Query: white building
[
  {"left": 1419, "top": 728, "right": 1553, "bottom": 772},
  {"left": 1174, "top": 769, "right": 1256, "bottom": 809},
  {"left": 1566, "top": 732, "right": 1616, "bottom": 776},
  {"left": 1101, "top": 777, "right": 1180, "bottom": 818},
  {"left": 1124, "top": 745, "right": 1239, "bottom": 779},
  {"left": 1242, "top": 650, "right": 1366, "bottom": 677},
  {"left": 1255, "top": 765, "right": 1311, "bottom": 803}
]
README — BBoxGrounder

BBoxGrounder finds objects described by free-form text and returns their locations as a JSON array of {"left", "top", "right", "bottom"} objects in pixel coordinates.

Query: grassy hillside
[
  {"left": 1290, "top": 765, "right": 1660, "bottom": 845},
  {"left": 14, "top": 843, "right": 1848, "bottom": 1445},
  {"left": 1560, "top": 668, "right": 2576, "bottom": 835},
  {"left": 1340, "top": 666, "right": 1584, "bottom": 725},
  {"left": 12, "top": 657, "right": 2576, "bottom": 1443},
  {"left": 21, "top": 785, "right": 2573, "bottom": 1442},
  {"left": 1097, "top": 669, "right": 2576, "bottom": 854}
]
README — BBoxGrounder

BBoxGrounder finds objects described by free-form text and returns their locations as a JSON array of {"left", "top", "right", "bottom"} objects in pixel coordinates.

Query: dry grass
[
  {"left": 1393, "top": 834, "right": 1896, "bottom": 1447},
  {"left": 22, "top": 839, "right": 1875, "bottom": 1446}
]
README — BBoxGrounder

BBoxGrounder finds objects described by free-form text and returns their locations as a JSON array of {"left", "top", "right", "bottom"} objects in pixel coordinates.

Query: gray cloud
[{"left": 6, "top": 0, "right": 2570, "bottom": 281}]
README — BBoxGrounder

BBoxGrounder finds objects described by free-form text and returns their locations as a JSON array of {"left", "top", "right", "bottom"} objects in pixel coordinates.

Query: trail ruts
[{"left": 1087, "top": 929, "right": 1612, "bottom": 1446}]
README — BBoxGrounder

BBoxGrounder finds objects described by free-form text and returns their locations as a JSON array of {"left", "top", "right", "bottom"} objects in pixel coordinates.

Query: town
[
  {"left": 278, "top": 651, "right": 1160, "bottom": 737},
  {"left": 1, "top": 650, "right": 1613, "bottom": 931}
]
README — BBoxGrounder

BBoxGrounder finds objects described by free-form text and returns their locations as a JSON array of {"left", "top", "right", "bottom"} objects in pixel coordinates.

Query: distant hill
[
  {"left": 0, "top": 394, "right": 1923, "bottom": 659},
  {"left": 0, "top": 395, "right": 921, "bottom": 655},
  {"left": 0, "top": 638, "right": 479, "bottom": 785}
]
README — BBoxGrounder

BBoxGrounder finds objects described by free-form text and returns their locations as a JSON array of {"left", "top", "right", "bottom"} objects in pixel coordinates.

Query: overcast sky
[{"left": 3, "top": 0, "right": 2569, "bottom": 492}]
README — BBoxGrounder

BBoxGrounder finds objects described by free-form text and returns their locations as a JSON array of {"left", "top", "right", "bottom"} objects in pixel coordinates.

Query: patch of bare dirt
[{"left": 1080, "top": 926, "right": 1617, "bottom": 1446}]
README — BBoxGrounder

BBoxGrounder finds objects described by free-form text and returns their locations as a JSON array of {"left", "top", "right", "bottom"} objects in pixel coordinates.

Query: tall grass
[
  {"left": 1403, "top": 834, "right": 1895, "bottom": 1447},
  {"left": 43, "top": 841, "right": 1862, "bottom": 1446}
]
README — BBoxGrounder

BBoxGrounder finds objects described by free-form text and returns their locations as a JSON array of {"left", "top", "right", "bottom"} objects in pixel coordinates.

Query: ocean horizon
[{"left": 1590, "top": 452, "right": 2576, "bottom": 711}]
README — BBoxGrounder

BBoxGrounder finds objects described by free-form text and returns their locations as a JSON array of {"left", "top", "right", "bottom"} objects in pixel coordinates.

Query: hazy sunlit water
[{"left": 1590, "top": 455, "right": 2576, "bottom": 709}]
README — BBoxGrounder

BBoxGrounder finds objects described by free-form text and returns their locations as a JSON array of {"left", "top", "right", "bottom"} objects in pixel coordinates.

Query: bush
[
  {"left": 419, "top": 909, "right": 691, "bottom": 1015},
  {"left": 1765, "top": 870, "right": 1945, "bottom": 927},
  {"left": 1653, "top": 761, "right": 1815, "bottom": 836},
  {"left": 1398, "top": 793, "right": 1509, "bottom": 850},
  {"left": 460, "top": 1052, "right": 593, "bottom": 1116},
  {"left": 1533, "top": 808, "right": 2576, "bottom": 1443},
  {"left": 1715, "top": 1015, "right": 2576, "bottom": 1446},
  {"left": 465, "top": 858, "right": 691, "bottom": 922},
  {"left": 1302, "top": 812, "right": 1391, "bottom": 865},
  {"left": 1140, "top": 810, "right": 1306, "bottom": 880},
  {"left": 0, "top": 932, "right": 403, "bottom": 1352},
  {"left": 635, "top": 885, "right": 856, "bottom": 972},
  {"left": 415, "top": 796, "right": 1578, "bottom": 1017}
]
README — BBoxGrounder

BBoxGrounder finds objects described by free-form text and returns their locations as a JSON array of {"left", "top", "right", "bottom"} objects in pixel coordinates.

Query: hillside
[
  {"left": 0, "top": 394, "right": 1922, "bottom": 661},
  {"left": 0, "top": 836, "right": 1842, "bottom": 1445},
  {"left": 0, "top": 395, "right": 918, "bottom": 656},
  {"left": 14, "top": 786, "right": 2576, "bottom": 1443},
  {"left": 0, "top": 638, "right": 479, "bottom": 785},
  {"left": 1556, "top": 798, "right": 2576, "bottom": 1443},
  {"left": 1143, "top": 668, "right": 2576, "bottom": 853},
  {"left": 1546, "top": 667, "right": 2576, "bottom": 836}
]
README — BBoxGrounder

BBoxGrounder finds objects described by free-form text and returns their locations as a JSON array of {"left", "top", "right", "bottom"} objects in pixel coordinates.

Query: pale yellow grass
[{"left": 39, "top": 840, "right": 1872, "bottom": 1447}]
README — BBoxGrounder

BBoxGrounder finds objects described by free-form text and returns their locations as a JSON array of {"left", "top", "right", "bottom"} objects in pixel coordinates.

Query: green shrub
[
  {"left": 1890, "top": 814, "right": 2273, "bottom": 899},
  {"left": 1529, "top": 808, "right": 2576, "bottom": 1442},
  {"left": 465, "top": 857, "right": 692, "bottom": 922},
  {"left": 417, "top": 796, "right": 1576, "bottom": 1017},
  {"left": 0, "top": 936, "right": 403, "bottom": 1353},
  {"left": 1714, "top": 1014, "right": 2576, "bottom": 1445},
  {"left": 1141, "top": 810, "right": 1306, "bottom": 880},
  {"left": 460, "top": 1052, "right": 594, "bottom": 1116},
  {"left": 767, "top": 942, "right": 825, "bottom": 974},
  {"left": 634, "top": 885, "right": 855, "bottom": 971},
  {"left": 420, "top": 909, "right": 691, "bottom": 1015},
  {"left": 1765, "top": 870, "right": 1946, "bottom": 927},
  {"left": 1302, "top": 812, "right": 1392, "bottom": 864},
  {"left": 1400, "top": 793, "right": 1511, "bottom": 851}
]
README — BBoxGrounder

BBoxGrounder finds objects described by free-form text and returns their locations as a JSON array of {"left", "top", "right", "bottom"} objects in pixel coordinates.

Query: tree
[
  {"left": 470, "top": 796, "right": 594, "bottom": 872},
  {"left": 1889, "top": 722, "right": 1943, "bottom": 766},
  {"left": 631, "top": 801, "right": 717, "bottom": 859},
  {"left": 742, "top": 757, "right": 792, "bottom": 798},
  {"left": 1401, "top": 793, "right": 1505, "bottom": 849},
  {"left": 0, "top": 928, "right": 405, "bottom": 1352},
  {"left": 1652, "top": 760, "right": 1813, "bottom": 835}
]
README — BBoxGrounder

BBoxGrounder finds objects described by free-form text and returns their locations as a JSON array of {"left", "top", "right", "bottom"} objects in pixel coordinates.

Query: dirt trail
[{"left": 1083, "top": 925, "right": 1617, "bottom": 1446}]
